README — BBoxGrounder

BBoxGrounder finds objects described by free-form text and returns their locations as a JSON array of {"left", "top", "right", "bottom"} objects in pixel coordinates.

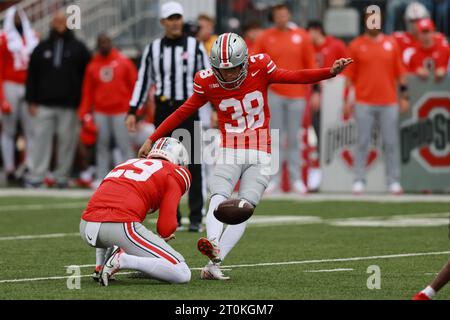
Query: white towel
[{"left": 3, "top": 6, "right": 39, "bottom": 71}]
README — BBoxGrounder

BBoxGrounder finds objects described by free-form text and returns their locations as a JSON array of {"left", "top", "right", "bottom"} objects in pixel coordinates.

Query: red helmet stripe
[
  {"left": 155, "top": 137, "right": 166, "bottom": 150},
  {"left": 221, "top": 33, "right": 230, "bottom": 64}
]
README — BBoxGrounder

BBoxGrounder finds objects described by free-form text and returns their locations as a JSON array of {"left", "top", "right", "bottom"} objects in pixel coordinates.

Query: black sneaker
[
  {"left": 188, "top": 222, "right": 204, "bottom": 233},
  {"left": 6, "top": 172, "right": 22, "bottom": 187}
]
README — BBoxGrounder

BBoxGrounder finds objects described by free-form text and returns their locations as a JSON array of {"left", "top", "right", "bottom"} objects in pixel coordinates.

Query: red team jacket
[
  {"left": 0, "top": 32, "right": 29, "bottom": 102},
  {"left": 82, "top": 159, "right": 191, "bottom": 238},
  {"left": 78, "top": 48, "right": 137, "bottom": 119},
  {"left": 149, "top": 53, "right": 335, "bottom": 152}
]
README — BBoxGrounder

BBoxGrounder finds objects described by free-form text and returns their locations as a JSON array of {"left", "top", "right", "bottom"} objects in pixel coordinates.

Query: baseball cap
[
  {"left": 416, "top": 18, "right": 435, "bottom": 32},
  {"left": 160, "top": 1, "right": 184, "bottom": 19}
]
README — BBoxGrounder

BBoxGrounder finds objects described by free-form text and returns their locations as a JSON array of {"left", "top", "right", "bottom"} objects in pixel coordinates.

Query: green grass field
[{"left": 0, "top": 196, "right": 449, "bottom": 300}]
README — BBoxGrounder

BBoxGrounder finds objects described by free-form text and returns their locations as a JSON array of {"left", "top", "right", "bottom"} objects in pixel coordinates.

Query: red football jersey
[
  {"left": 81, "top": 159, "right": 191, "bottom": 238},
  {"left": 149, "top": 53, "right": 334, "bottom": 152}
]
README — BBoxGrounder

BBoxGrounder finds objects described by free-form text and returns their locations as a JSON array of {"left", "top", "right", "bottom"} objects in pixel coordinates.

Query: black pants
[{"left": 155, "top": 99, "right": 204, "bottom": 225}]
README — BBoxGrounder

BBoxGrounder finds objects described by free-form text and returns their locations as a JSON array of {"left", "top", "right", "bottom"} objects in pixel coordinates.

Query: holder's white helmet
[
  {"left": 147, "top": 137, "right": 189, "bottom": 166},
  {"left": 210, "top": 32, "right": 249, "bottom": 90}
]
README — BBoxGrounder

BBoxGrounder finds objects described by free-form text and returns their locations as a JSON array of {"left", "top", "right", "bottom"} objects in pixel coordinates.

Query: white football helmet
[
  {"left": 404, "top": 2, "right": 429, "bottom": 21},
  {"left": 210, "top": 32, "right": 249, "bottom": 90},
  {"left": 147, "top": 137, "right": 189, "bottom": 166}
]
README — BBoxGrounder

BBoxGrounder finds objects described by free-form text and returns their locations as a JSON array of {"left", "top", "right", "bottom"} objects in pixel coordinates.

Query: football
[{"left": 214, "top": 199, "right": 255, "bottom": 225}]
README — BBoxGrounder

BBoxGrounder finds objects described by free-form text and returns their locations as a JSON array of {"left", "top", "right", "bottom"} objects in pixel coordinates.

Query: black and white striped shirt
[{"left": 129, "top": 35, "right": 210, "bottom": 109}]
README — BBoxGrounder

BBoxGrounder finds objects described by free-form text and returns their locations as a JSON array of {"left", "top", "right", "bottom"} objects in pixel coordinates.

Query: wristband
[{"left": 312, "top": 84, "right": 321, "bottom": 93}]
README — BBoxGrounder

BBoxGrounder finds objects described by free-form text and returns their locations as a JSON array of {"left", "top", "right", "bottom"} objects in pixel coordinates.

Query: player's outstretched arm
[
  {"left": 269, "top": 58, "right": 353, "bottom": 84},
  {"left": 330, "top": 58, "right": 353, "bottom": 76},
  {"left": 137, "top": 92, "right": 207, "bottom": 158}
]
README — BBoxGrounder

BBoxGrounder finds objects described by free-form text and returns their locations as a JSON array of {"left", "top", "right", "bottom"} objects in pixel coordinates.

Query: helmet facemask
[{"left": 212, "top": 58, "right": 249, "bottom": 90}]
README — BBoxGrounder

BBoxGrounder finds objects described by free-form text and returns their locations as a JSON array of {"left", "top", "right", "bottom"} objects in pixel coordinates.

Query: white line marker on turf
[
  {"left": 0, "top": 271, "right": 136, "bottom": 284},
  {"left": 3, "top": 250, "right": 447, "bottom": 284},
  {"left": 0, "top": 202, "right": 86, "bottom": 212},
  {"left": 304, "top": 268, "right": 354, "bottom": 273},
  {"left": 64, "top": 250, "right": 450, "bottom": 271},
  {"left": 0, "top": 233, "right": 80, "bottom": 241}
]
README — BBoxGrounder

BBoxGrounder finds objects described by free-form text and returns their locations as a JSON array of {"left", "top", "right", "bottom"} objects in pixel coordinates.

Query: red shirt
[
  {"left": 393, "top": 31, "right": 448, "bottom": 66},
  {"left": 0, "top": 32, "right": 30, "bottom": 101},
  {"left": 150, "top": 53, "right": 334, "bottom": 152},
  {"left": 253, "top": 27, "right": 317, "bottom": 98},
  {"left": 345, "top": 34, "right": 405, "bottom": 105},
  {"left": 81, "top": 159, "right": 191, "bottom": 238},
  {"left": 408, "top": 41, "right": 449, "bottom": 73},
  {"left": 78, "top": 48, "right": 137, "bottom": 119},
  {"left": 313, "top": 35, "right": 348, "bottom": 68}
]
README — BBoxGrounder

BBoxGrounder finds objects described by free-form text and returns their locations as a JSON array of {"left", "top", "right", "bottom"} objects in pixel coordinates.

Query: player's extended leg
[
  {"left": 203, "top": 156, "right": 242, "bottom": 253},
  {"left": 198, "top": 151, "right": 243, "bottom": 280},
  {"left": 413, "top": 258, "right": 450, "bottom": 300},
  {"left": 94, "top": 221, "right": 190, "bottom": 286},
  {"left": 219, "top": 158, "right": 270, "bottom": 261}
]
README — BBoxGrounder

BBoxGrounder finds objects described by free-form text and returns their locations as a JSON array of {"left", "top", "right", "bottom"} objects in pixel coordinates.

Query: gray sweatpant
[
  {"left": 28, "top": 106, "right": 79, "bottom": 185},
  {"left": 354, "top": 104, "right": 400, "bottom": 185},
  {"left": 94, "top": 112, "right": 134, "bottom": 180},
  {"left": 268, "top": 90, "right": 305, "bottom": 184},
  {"left": 1, "top": 81, "right": 34, "bottom": 172}
]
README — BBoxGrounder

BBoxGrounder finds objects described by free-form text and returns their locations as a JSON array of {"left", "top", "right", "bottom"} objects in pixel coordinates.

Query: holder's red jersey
[
  {"left": 82, "top": 159, "right": 191, "bottom": 238},
  {"left": 149, "top": 53, "right": 334, "bottom": 152}
]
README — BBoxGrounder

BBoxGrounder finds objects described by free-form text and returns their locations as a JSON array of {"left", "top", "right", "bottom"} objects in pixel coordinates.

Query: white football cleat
[
  {"left": 100, "top": 246, "right": 123, "bottom": 286},
  {"left": 388, "top": 182, "right": 403, "bottom": 195},
  {"left": 197, "top": 237, "right": 221, "bottom": 263},
  {"left": 352, "top": 181, "right": 365, "bottom": 195},
  {"left": 200, "top": 262, "right": 230, "bottom": 280},
  {"left": 292, "top": 180, "right": 308, "bottom": 195}
]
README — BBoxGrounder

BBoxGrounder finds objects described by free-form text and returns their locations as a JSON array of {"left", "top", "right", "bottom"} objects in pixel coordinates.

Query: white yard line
[
  {"left": 0, "top": 271, "right": 136, "bottom": 284},
  {"left": 0, "top": 189, "right": 448, "bottom": 202},
  {"left": 304, "top": 268, "right": 354, "bottom": 273},
  {"left": 2, "top": 250, "right": 448, "bottom": 284},
  {"left": 0, "top": 202, "right": 86, "bottom": 212},
  {"left": 0, "top": 233, "right": 79, "bottom": 241},
  {"left": 65, "top": 250, "right": 450, "bottom": 271},
  {"left": 3, "top": 212, "right": 449, "bottom": 242}
]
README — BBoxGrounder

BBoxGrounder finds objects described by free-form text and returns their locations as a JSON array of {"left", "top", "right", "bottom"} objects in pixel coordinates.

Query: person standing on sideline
[
  {"left": 78, "top": 33, "right": 137, "bottom": 189},
  {"left": 253, "top": 3, "right": 317, "bottom": 195},
  {"left": 196, "top": 14, "right": 218, "bottom": 57},
  {"left": 25, "top": 11, "right": 91, "bottom": 188},
  {"left": 307, "top": 20, "right": 348, "bottom": 161},
  {"left": 125, "top": 2, "right": 210, "bottom": 232},
  {"left": 407, "top": 18, "right": 449, "bottom": 80},
  {"left": 344, "top": 9, "right": 409, "bottom": 195},
  {"left": 0, "top": 6, "right": 38, "bottom": 185}
]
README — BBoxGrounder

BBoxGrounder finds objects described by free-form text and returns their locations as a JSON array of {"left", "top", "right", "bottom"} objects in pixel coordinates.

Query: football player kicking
[
  {"left": 79, "top": 137, "right": 192, "bottom": 286},
  {"left": 138, "top": 33, "right": 353, "bottom": 280}
]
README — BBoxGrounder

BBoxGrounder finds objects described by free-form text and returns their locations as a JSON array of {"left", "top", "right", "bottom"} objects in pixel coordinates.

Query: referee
[{"left": 126, "top": 1, "right": 209, "bottom": 232}]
